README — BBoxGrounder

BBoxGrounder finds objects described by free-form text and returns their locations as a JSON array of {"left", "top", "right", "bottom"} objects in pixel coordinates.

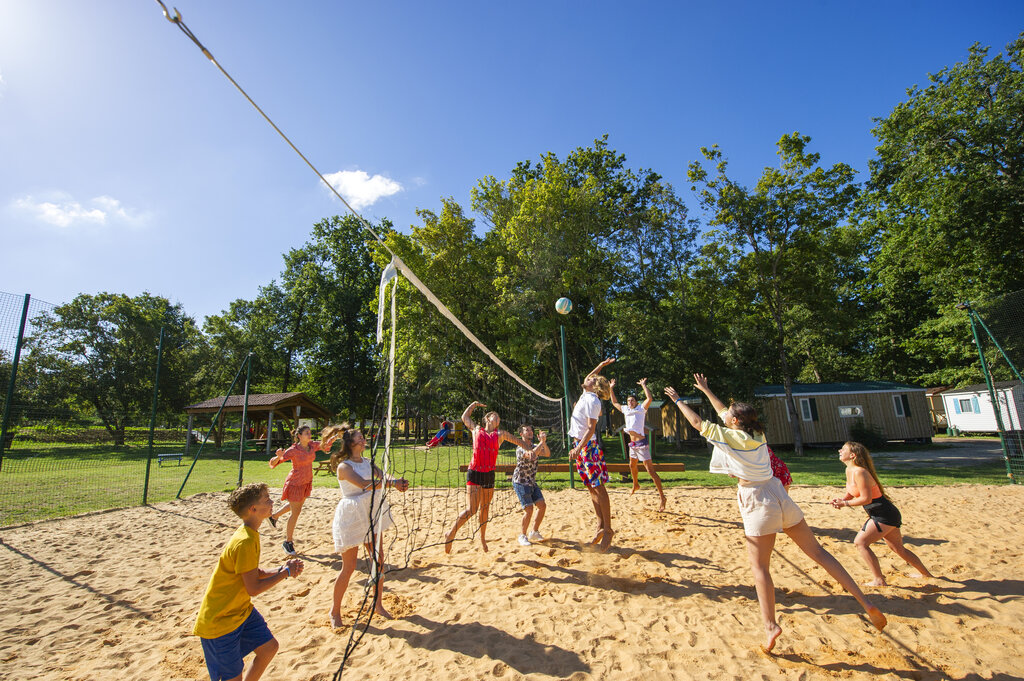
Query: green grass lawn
[{"left": 0, "top": 436, "right": 1011, "bottom": 526}]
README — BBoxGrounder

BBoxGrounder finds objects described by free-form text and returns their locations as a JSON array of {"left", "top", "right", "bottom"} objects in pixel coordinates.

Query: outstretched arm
[
  {"left": 586, "top": 357, "right": 615, "bottom": 380},
  {"left": 693, "top": 374, "right": 727, "bottom": 414},
  {"left": 461, "top": 401, "right": 482, "bottom": 431},
  {"left": 665, "top": 386, "right": 702, "bottom": 430},
  {"left": 500, "top": 430, "right": 530, "bottom": 450},
  {"left": 609, "top": 378, "right": 624, "bottom": 413},
  {"left": 639, "top": 377, "right": 653, "bottom": 410}
]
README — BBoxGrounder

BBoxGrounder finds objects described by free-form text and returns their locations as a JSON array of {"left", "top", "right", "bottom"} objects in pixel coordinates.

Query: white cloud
[
  {"left": 11, "top": 192, "right": 150, "bottom": 228},
  {"left": 323, "top": 170, "right": 402, "bottom": 210}
]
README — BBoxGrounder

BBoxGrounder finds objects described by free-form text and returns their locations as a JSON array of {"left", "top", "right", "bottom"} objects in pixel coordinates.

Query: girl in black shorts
[{"left": 831, "top": 441, "right": 934, "bottom": 586}]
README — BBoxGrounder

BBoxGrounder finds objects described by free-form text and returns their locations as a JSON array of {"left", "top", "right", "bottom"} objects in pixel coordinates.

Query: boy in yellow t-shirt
[{"left": 194, "top": 483, "right": 304, "bottom": 681}]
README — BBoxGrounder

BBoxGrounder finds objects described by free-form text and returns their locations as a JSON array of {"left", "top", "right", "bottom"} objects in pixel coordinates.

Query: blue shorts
[
  {"left": 200, "top": 608, "right": 274, "bottom": 681},
  {"left": 513, "top": 482, "right": 544, "bottom": 508}
]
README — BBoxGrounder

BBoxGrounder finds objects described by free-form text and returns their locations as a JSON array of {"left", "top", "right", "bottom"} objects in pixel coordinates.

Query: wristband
[{"left": 675, "top": 398, "right": 683, "bottom": 404}]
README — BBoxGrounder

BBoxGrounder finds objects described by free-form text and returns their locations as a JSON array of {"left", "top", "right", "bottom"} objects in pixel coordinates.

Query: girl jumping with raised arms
[
  {"left": 831, "top": 441, "right": 934, "bottom": 586},
  {"left": 665, "top": 374, "right": 886, "bottom": 652},
  {"left": 444, "top": 401, "right": 531, "bottom": 553}
]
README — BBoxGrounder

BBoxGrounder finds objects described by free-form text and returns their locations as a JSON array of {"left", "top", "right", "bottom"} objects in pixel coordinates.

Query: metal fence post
[
  {"left": 143, "top": 327, "right": 165, "bottom": 505},
  {"left": 238, "top": 353, "right": 252, "bottom": 488},
  {"left": 0, "top": 294, "right": 31, "bottom": 470}
]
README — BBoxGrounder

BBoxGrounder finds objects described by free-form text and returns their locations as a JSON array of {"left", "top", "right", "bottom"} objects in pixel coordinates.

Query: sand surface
[{"left": 1, "top": 484, "right": 1023, "bottom": 680}]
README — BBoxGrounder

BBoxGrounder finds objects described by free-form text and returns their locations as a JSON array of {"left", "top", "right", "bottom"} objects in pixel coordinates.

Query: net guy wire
[{"left": 153, "top": 1, "right": 559, "bottom": 402}]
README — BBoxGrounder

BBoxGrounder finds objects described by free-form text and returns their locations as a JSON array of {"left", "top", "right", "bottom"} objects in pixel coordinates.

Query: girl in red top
[
  {"left": 269, "top": 424, "right": 339, "bottom": 555},
  {"left": 443, "top": 401, "right": 529, "bottom": 554}
]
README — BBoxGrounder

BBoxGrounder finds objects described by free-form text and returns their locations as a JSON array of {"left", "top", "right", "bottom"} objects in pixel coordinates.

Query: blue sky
[{"left": 2, "top": 1, "right": 1022, "bottom": 323}]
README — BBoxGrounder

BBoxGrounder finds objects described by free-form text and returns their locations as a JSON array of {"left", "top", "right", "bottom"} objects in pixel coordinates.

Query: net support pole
[
  {"left": 238, "top": 353, "right": 253, "bottom": 488},
  {"left": 143, "top": 326, "right": 166, "bottom": 505},
  {"left": 964, "top": 303, "right": 1014, "bottom": 482},
  {"left": 560, "top": 324, "right": 574, "bottom": 489},
  {"left": 0, "top": 294, "right": 30, "bottom": 470},
  {"left": 177, "top": 355, "right": 248, "bottom": 498}
]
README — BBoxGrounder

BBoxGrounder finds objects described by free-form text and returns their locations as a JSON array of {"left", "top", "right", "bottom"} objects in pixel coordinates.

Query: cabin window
[
  {"left": 892, "top": 394, "right": 906, "bottom": 417},
  {"left": 838, "top": 405, "right": 863, "bottom": 418},
  {"left": 957, "top": 397, "right": 976, "bottom": 414},
  {"left": 799, "top": 398, "right": 818, "bottom": 422}
]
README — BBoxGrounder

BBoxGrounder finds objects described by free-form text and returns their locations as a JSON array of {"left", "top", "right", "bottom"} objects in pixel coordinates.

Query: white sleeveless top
[{"left": 337, "top": 457, "right": 372, "bottom": 497}]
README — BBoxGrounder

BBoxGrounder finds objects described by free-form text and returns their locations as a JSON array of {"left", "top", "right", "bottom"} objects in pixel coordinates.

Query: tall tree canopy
[
  {"left": 861, "top": 33, "right": 1024, "bottom": 385},
  {"left": 689, "top": 133, "right": 862, "bottom": 453}
]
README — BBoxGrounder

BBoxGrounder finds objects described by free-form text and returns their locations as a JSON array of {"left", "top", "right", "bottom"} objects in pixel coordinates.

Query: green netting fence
[
  {"left": 0, "top": 291, "right": 293, "bottom": 526},
  {"left": 966, "top": 289, "right": 1024, "bottom": 485}
]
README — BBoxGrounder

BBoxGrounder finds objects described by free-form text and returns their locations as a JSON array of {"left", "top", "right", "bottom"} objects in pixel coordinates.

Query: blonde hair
[
  {"left": 845, "top": 441, "right": 887, "bottom": 500},
  {"left": 591, "top": 375, "right": 611, "bottom": 400}
]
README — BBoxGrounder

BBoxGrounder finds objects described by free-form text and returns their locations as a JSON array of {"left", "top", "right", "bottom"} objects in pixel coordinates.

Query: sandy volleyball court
[{"left": 1, "top": 484, "right": 1023, "bottom": 680}]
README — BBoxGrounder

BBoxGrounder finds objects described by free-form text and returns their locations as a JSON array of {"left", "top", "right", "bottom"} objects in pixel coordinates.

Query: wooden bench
[
  {"left": 314, "top": 460, "right": 333, "bottom": 476},
  {"left": 157, "top": 452, "right": 184, "bottom": 466},
  {"left": 458, "top": 463, "right": 685, "bottom": 474}
]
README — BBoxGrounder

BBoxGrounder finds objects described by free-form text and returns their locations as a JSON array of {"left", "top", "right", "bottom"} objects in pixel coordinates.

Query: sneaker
[
  {"left": 268, "top": 516, "right": 278, "bottom": 529},
  {"left": 517, "top": 534, "right": 532, "bottom": 546},
  {"left": 283, "top": 540, "right": 297, "bottom": 555},
  {"left": 528, "top": 530, "right": 544, "bottom": 542}
]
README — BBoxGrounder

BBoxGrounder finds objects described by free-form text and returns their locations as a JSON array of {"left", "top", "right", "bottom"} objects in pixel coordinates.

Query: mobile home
[{"left": 754, "top": 382, "right": 933, "bottom": 446}]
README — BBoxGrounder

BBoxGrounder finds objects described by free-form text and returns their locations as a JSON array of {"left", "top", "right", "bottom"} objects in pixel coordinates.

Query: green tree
[
  {"left": 689, "top": 133, "right": 862, "bottom": 453},
  {"left": 24, "top": 293, "right": 205, "bottom": 444},
  {"left": 861, "top": 34, "right": 1024, "bottom": 385}
]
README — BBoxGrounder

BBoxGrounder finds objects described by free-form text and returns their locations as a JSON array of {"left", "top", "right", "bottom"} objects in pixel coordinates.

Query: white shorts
[
  {"left": 627, "top": 438, "right": 651, "bottom": 462},
  {"left": 626, "top": 440, "right": 651, "bottom": 462},
  {"left": 736, "top": 477, "right": 804, "bottom": 536}
]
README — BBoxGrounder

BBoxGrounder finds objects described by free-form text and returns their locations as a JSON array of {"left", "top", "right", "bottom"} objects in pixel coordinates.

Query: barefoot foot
[
  {"left": 631, "top": 483, "right": 640, "bottom": 495},
  {"left": 443, "top": 532, "right": 455, "bottom": 555},
  {"left": 598, "top": 528, "right": 614, "bottom": 553},
  {"left": 374, "top": 604, "right": 393, "bottom": 620},
  {"left": 591, "top": 528, "right": 604, "bottom": 545},
  {"left": 658, "top": 495, "right": 667, "bottom": 512},
  {"left": 329, "top": 610, "right": 344, "bottom": 628},
  {"left": 866, "top": 606, "right": 887, "bottom": 631},
  {"left": 761, "top": 622, "right": 782, "bottom": 653},
  {"left": 862, "top": 578, "right": 886, "bottom": 587},
  {"left": 480, "top": 538, "right": 488, "bottom": 553}
]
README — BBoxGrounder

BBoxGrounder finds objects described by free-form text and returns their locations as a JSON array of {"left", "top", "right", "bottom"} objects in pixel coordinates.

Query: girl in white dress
[{"left": 329, "top": 426, "right": 409, "bottom": 628}]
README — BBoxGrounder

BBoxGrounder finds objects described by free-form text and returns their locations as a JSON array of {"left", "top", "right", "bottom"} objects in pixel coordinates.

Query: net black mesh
[{"left": 332, "top": 276, "right": 567, "bottom": 678}]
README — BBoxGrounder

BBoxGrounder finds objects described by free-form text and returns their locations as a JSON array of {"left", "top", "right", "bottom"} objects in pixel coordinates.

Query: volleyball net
[{"left": 330, "top": 256, "right": 569, "bottom": 677}]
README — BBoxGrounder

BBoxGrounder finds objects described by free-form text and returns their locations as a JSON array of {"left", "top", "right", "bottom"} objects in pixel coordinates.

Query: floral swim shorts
[{"left": 573, "top": 438, "right": 608, "bottom": 487}]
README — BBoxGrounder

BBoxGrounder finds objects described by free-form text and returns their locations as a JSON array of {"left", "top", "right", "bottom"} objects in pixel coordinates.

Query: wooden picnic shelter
[{"left": 183, "top": 392, "right": 333, "bottom": 457}]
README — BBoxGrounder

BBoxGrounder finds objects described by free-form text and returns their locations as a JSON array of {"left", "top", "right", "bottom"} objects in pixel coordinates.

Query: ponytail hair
[
  {"left": 729, "top": 402, "right": 765, "bottom": 437},
  {"left": 327, "top": 422, "right": 355, "bottom": 474},
  {"left": 291, "top": 425, "right": 312, "bottom": 444},
  {"left": 845, "top": 441, "right": 887, "bottom": 500}
]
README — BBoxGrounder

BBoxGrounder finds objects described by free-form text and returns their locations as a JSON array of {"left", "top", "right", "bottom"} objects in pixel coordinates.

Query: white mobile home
[{"left": 942, "top": 381, "right": 1024, "bottom": 433}]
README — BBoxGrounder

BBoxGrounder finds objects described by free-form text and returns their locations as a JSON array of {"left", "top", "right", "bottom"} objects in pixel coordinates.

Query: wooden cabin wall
[{"left": 759, "top": 391, "right": 932, "bottom": 445}]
